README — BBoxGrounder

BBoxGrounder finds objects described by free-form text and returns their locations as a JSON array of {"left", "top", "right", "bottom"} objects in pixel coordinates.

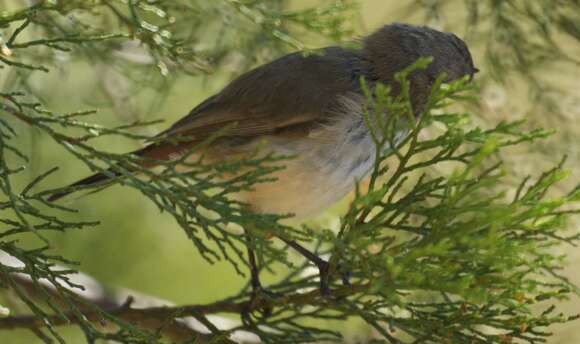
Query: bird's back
[{"left": 158, "top": 47, "right": 364, "bottom": 140}]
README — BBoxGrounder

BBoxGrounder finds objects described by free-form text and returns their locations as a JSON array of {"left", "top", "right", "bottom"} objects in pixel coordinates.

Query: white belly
[
  {"left": 209, "top": 94, "right": 405, "bottom": 219},
  {"left": 240, "top": 114, "right": 377, "bottom": 219}
]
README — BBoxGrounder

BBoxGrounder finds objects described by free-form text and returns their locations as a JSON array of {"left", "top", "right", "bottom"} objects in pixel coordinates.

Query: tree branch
[
  {"left": 0, "top": 272, "right": 367, "bottom": 335},
  {"left": 0, "top": 253, "right": 261, "bottom": 343}
]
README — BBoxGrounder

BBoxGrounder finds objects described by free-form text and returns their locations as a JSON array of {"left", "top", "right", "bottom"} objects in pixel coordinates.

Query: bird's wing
[
  {"left": 154, "top": 47, "right": 361, "bottom": 142},
  {"left": 47, "top": 47, "right": 361, "bottom": 202}
]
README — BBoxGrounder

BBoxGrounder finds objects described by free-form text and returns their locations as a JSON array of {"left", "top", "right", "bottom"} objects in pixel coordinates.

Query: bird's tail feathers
[
  {"left": 47, "top": 168, "right": 122, "bottom": 202},
  {"left": 47, "top": 141, "right": 195, "bottom": 202}
]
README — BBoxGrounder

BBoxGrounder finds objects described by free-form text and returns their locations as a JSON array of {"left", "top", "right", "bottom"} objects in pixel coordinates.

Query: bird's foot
[
  {"left": 242, "top": 286, "right": 281, "bottom": 325},
  {"left": 317, "top": 260, "right": 351, "bottom": 297}
]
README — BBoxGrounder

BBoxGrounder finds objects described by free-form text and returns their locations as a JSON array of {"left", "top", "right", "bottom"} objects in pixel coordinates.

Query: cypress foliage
[{"left": 1, "top": 1, "right": 579, "bottom": 343}]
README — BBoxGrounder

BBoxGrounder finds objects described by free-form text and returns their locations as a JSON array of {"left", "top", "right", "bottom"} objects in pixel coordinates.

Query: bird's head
[{"left": 362, "top": 23, "right": 478, "bottom": 113}]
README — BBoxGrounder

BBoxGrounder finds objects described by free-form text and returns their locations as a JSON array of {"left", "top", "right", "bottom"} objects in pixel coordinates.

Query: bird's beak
[{"left": 469, "top": 67, "right": 480, "bottom": 81}]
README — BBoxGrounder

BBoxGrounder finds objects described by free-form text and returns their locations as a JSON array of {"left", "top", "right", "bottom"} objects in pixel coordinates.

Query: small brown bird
[{"left": 50, "top": 23, "right": 477, "bottom": 294}]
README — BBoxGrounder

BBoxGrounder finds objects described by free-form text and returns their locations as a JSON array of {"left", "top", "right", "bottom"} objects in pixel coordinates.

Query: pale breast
[
  {"left": 237, "top": 96, "right": 378, "bottom": 219},
  {"left": 201, "top": 94, "right": 405, "bottom": 219}
]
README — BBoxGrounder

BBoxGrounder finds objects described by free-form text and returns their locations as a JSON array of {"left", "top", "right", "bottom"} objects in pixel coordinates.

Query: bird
[{"left": 49, "top": 23, "right": 477, "bottom": 295}]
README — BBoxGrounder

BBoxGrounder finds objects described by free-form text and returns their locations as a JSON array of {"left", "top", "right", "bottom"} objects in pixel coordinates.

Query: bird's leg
[
  {"left": 241, "top": 230, "right": 280, "bottom": 326},
  {"left": 242, "top": 235, "right": 262, "bottom": 325},
  {"left": 277, "top": 237, "right": 350, "bottom": 295},
  {"left": 245, "top": 231, "right": 277, "bottom": 304},
  {"left": 246, "top": 239, "right": 263, "bottom": 293}
]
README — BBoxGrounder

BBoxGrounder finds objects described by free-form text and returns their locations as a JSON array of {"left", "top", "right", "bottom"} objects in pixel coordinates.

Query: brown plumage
[{"left": 49, "top": 23, "right": 477, "bottom": 219}]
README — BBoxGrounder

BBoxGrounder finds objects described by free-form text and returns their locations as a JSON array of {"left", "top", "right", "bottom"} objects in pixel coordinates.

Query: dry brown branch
[{"left": 0, "top": 253, "right": 260, "bottom": 343}]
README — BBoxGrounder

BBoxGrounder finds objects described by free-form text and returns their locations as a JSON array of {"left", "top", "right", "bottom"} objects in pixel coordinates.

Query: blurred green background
[{"left": 1, "top": 0, "right": 579, "bottom": 343}]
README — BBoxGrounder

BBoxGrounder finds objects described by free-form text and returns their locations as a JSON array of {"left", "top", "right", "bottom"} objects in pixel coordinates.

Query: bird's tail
[
  {"left": 47, "top": 140, "right": 198, "bottom": 202},
  {"left": 47, "top": 145, "right": 154, "bottom": 202},
  {"left": 47, "top": 168, "right": 122, "bottom": 202}
]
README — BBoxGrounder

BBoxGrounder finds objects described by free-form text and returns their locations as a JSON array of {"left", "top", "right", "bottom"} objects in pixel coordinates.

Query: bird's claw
[
  {"left": 242, "top": 287, "right": 281, "bottom": 325},
  {"left": 317, "top": 261, "right": 351, "bottom": 297}
]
